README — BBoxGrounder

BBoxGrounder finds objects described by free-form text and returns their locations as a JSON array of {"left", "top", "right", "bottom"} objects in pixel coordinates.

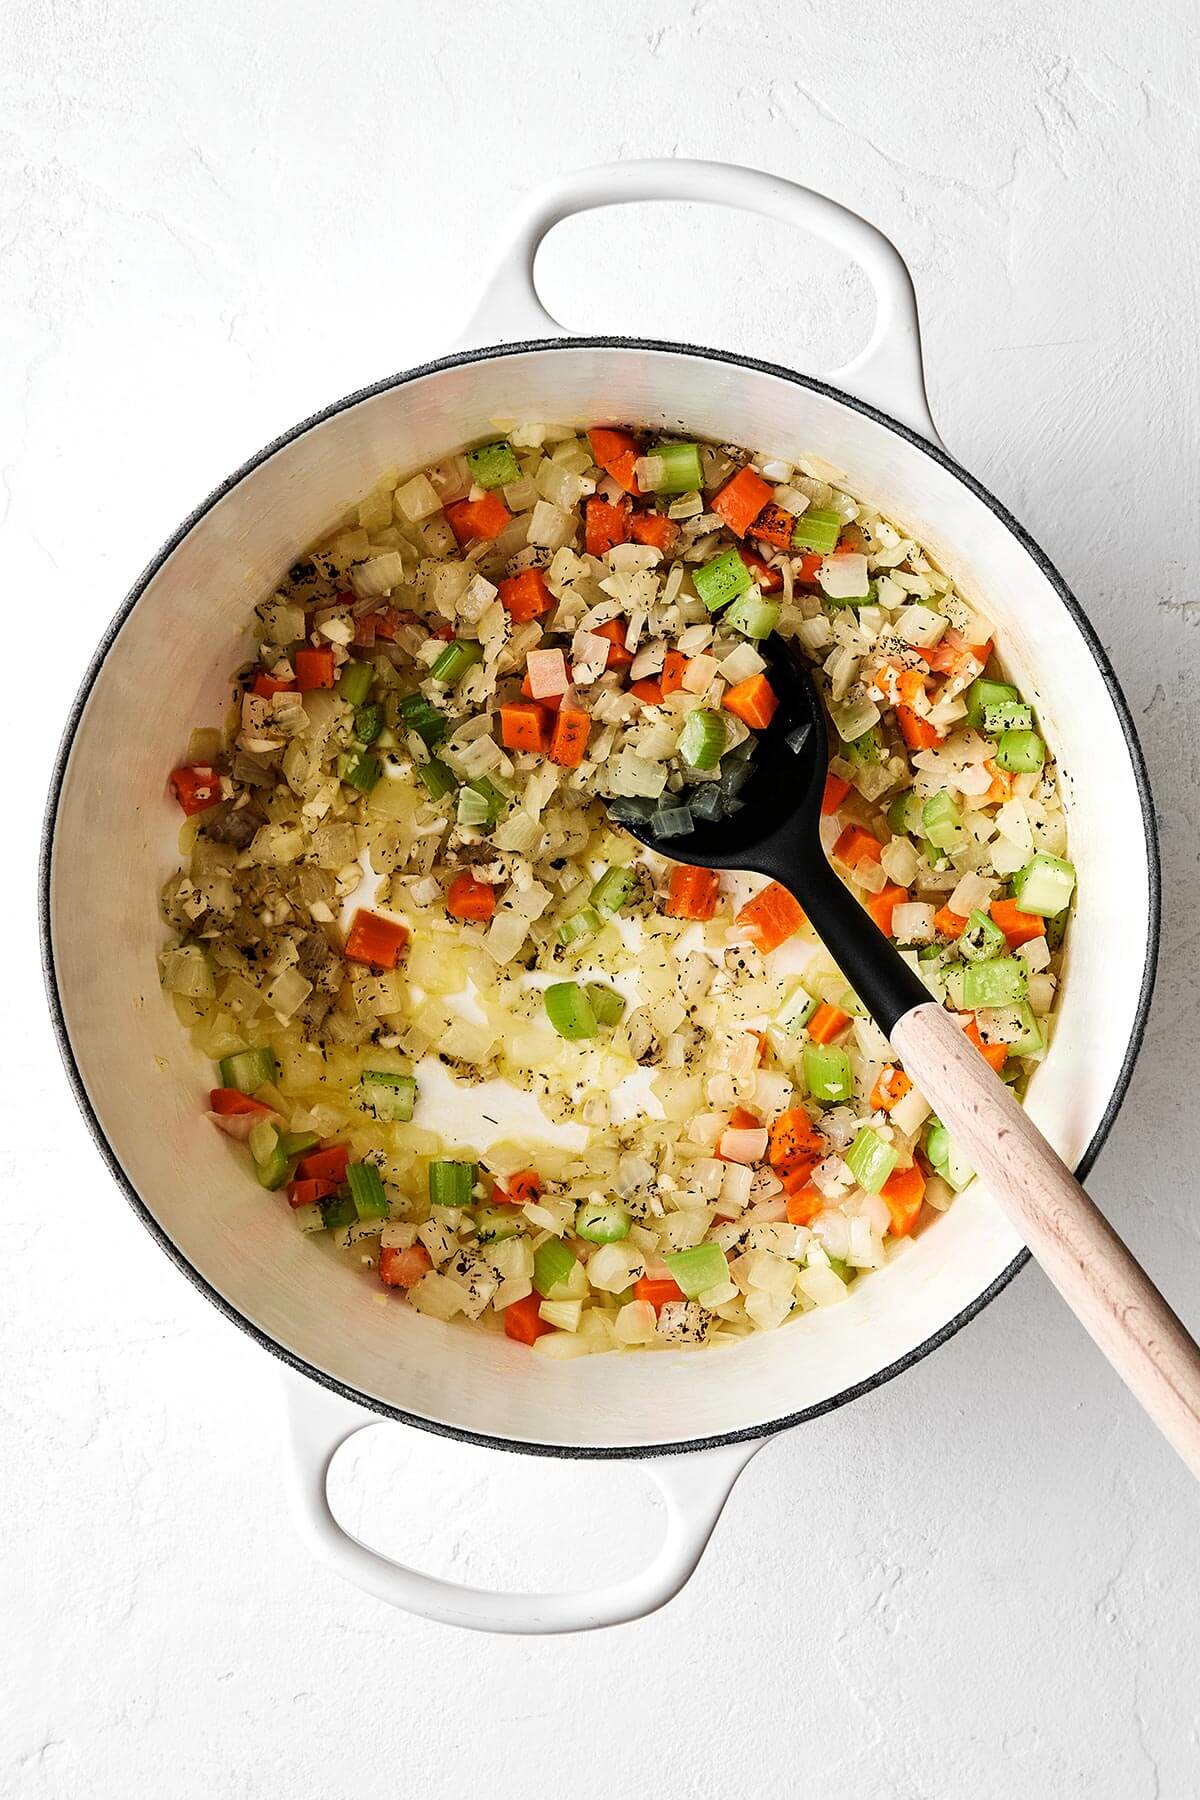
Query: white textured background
[{"left": 5, "top": 2, "right": 1200, "bottom": 1795}]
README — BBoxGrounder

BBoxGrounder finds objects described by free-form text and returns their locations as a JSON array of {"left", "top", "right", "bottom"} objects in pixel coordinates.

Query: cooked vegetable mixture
[{"left": 161, "top": 424, "right": 1074, "bottom": 1355}]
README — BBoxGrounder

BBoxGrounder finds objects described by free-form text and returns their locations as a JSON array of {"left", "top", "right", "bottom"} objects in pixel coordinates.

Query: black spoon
[{"left": 615, "top": 636, "right": 1200, "bottom": 1480}]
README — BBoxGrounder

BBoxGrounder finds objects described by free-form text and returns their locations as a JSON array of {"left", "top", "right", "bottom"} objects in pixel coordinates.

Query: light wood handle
[{"left": 892, "top": 1000, "right": 1200, "bottom": 1481}]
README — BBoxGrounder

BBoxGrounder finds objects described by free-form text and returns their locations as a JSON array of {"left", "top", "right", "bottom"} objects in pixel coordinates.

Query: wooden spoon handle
[{"left": 892, "top": 1000, "right": 1200, "bottom": 1480}]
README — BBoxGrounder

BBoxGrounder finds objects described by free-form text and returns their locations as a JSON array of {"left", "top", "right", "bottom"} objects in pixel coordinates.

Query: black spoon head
[{"left": 616, "top": 635, "right": 829, "bottom": 873}]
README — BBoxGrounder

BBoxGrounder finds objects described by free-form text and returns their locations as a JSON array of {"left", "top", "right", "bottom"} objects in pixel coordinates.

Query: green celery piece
[
  {"left": 1012, "top": 853, "right": 1076, "bottom": 917},
  {"left": 430, "top": 639, "right": 484, "bottom": 685},
  {"left": 416, "top": 757, "right": 457, "bottom": 800},
  {"left": 723, "top": 592, "right": 780, "bottom": 639},
  {"left": 791, "top": 508, "right": 842, "bottom": 554},
  {"left": 995, "top": 729, "right": 1045, "bottom": 773},
  {"left": 803, "top": 1042, "right": 852, "bottom": 1104},
  {"left": 543, "top": 981, "right": 600, "bottom": 1040},
  {"left": 466, "top": 440, "right": 521, "bottom": 489},
  {"left": 575, "top": 1201, "right": 630, "bottom": 1243},
  {"left": 467, "top": 776, "right": 508, "bottom": 823},
  {"left": 887, "top": 789, "right": 924, "bottom": 836},
  {"left": 589, "top": 866, "right": 637, "bottom": 915},
  {"left": 922, "top": 790, "right": 965, "bottom": 851},
  {"left": 844, "top": 1127, "right": 899, "bottom": 1194},
  {"left": 966, "top": 677, "right": 1018, "bottom": 729},
  {"left": 338, "top": 749, "right": 380, "bottom": 793},
  {"left": 395, "top": 693, "right": 448, "bottom": 747},
  {"left": 355, "top": 702, "right": 384, "bottom": 745},
  {"left": 428, "top": 1160, "right": 477, "bottom": 1207},
  {"left": 357, "top": 1071, "right": 417, "bottom": 1123},
  {"left": 664, "top": 1242, "right": 728, "bottom": 1298},
  {"left": 584, "top": 984, "right": 627, "bottom": 1028},
  {"left": 337, "top": 660, "right": 373, "bottom": 706},
  {"left": 280, "top": 1130, "right": 319, "bottom": 1158},
  {"left": 532, "top": 1239, "right": 578, "bottom": 1299},
  {"left": 218, "top": 1046, "right": 278, "bottom": 1095},
  {"left": 319, "top": 1193, "right": 357, "bottom": 1231},
  {"left": 777, "top": 987, "right": 818, "bottom": 1035},
  {"left": 960, "top": 909, "right": 1007, "bottom": 963},
  {"left": 557, "top": 906, "right": 601, "bottom": 947},
  {"left": 347, "top": 1161, "right": 389, "bottom": 1221},
  {"left": 846, "top": 726, "right": 884, "bottom": 766},
  {"left": 982, "top": 699, "right": 1033, "bottom": 733},
  {"left": 474, "top": 1204, "right": 523, "bottom": 1243},
  {"left": 961, "top": 956, "right": 1028, "bottom": 1009},
  {"left": 925, "top": 1121, "right": 975, "bottom": 1192},
  {"left": 646, "top": 442, "right": 703, "bottom": 493},
  {"left": 678, "top": 708, "right": 727, "bottom": 771},
  {"left": 693, "top": 548, "right": 752, "bottom": 612}
]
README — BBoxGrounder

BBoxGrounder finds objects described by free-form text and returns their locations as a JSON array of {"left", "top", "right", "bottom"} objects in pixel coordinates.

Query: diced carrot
[
  {"left": 549, "top": 709, "right": 591, "bottom": 768},
  {"left": 933, "top": 905, "right": 967, "bottom": 940},
  {"left": 926, "top": 628, "right": 991, "bottom": 675},
  {"left": 522, "top": 668, "right": 567, "bottom": 711},
  {"left": 794, "top": 551, "right": 823, "bottom": 582},
  {"left": 872, "top": 661, "right": 902, "bottom": 700},
  {"left": 738, "top": 547, "right": 783, "bottom": 594},
  {"left": 344, "top": 908, "right": 410, "bottom": 969},
  {"left": 494, "top": 1169, "right": 542, "bottom": 1205},
  {"left": 834, "top": 824, "right": 883, "bottom": 868},
  {"left": 965, "top": 1015, "right": 1008, "bottom": 1073},
  {"left": 252, "top": 671, "right": 298, "bottom": 698},
  {"left": 444, "top": 492, "right": 511, "bottom": 546},
  {"left": 446, "top": 871, "right": 497, "bottom": 921},
  {"left": 585, "top": 496, "right": 632, "bottom": 557},
  {"left": 296, "top": 1145, "right": 350, "bottom": 1184},
  {"left": 209, "top": 1088, "right": 271, "bottom": 1116},
  {"left": 768, "top": 1108, "right": 824, "bottom": 1170},
  {"left": 286, "top": 1176, "right": 336, "bottom": 1209},
  {"left": 432, "top": 623, "right": 455, "bottom": 640},
  {"left": 870, "top": 1065, "right": 912, "bottom": 1112},
  {"left": 169, "top": 764, "right": 222, "bottom": 815},
  {"left": 504, "top": 1291, "right": 555, "bottom": 1345},
  {"left": 630, "top": 511, "right": 679, "bottom": 554},
  {"left": 500, "top": 701, "right": 551, "bottom": 755},
  {"left": 780, "top": 1158, "right": 822, "bottom": 1196},
  {"left": 737, "top": 881, "right": 806, "bottom": 953},
  {"left": 880, "top": 1160, "right": 926, "bottom": 1236},
  {"left": 989, "top": 897, "right": 1045, "bottom": 948},
  {"left": 371, "top": 605, "right": 404, "bottom": 641},
  {"left": 499, "top": 568, "right": 554, "bottom": 623},
  {"left": 633, "top": 1273, "right": 685, "bottom": 1312},
  {"left": 785, "top": 1182, "right": 825, "bottom": 1225},
  {"left": 750, "top": 502, "right": 796, "bottom": 550},
  {"left": 294, "top": 647, "right": 336, "bottom": 691},
  {"left": 380, "top": 1244, "right": 433, "bottom": 1288},
  {"left": 808, "top": 1002, "right": 850, "bottom": 1045},
  {"left": 984, "top": 757, "right": 1014, "bottom": 804},
  {"left": 723, "top": 674, "right": 778, "bottom": 730},
  {"left": 867, "top": 884, "right": 908, "bottom": 936},
  {"left": 821, "top": 773, "right": 851, "bottom": 816},
  {"left": 592, "top": 619, "right": 634, "bottom": 670},
  {"left": 897, "top": 668, "right": 928, "bottom": 709},
  {"left": 630, "top": 676, "right": 664, "bottom": 704},
  {"left": 660, "top": 650, "right": 689, "bottom": 696},
  {"left": 713, "top": 465, "right": 774, "bottom": 537},
  {"left": 587, "top": 426, "right": 642, "bottom": 495},
  {"left": 728, "top": 1105, "right": 762, "bottom": 1130},
  {"left": 896, "top": 706, "right": 942, "bottom": 751},
  {"left": 665, "top": 864, "right": 721, "bottom": 922}
]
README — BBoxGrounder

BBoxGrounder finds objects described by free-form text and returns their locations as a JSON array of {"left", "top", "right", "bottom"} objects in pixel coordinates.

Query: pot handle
[
  {"left": 456, "top": 157, "right": 939, "bottom": 442},
  {"left": 281, "top": 1371, "right": 763, "bottom": 1634}
]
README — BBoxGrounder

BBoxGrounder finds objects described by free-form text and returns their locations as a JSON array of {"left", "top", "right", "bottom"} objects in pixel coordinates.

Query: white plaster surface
[{"left": 4, "top": 1, "right": 1200, "bottom": 1794}]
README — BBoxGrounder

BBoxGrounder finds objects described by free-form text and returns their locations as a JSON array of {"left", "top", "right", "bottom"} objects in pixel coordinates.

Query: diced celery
[
  {"left": 475, "top": 1204, "right": 523, "bottom": 1243},
  {"left": 250, "top": 1124, "right": 288, "bottom": 1191},
  {"left": 280, "top": 1130, "right": 319, "bottom": 1158},
  {"left": 557, "top": 906, "right": 601, "bottom": 947},
  {"left": 467, "top": 776, "right": 508, "bottom": 824},
  {"left": 995, "top": 729, "right": 1045, "bottom": 773},
  {"left": 430, "top": 639, "right": 484, "bottom": 685},
  {"left": 803, "top": 1043, "right": 852, "bottom": 1104},
  {"left": 845, "top": 726, "right": 884, "bottom": 766},
  {"left": 395, "top": 693, "right": 448, "bottom": 746},
  {"left": 357, "top": 1070, "right": 417, "bottom": 1122},
  {"left": 723, "top": 592, "right": 780, "bottom": 639},
  {"left": 584, "top": 984, "right": 627, "bottom": 1028},
  {"left": 650, "top": 802, "right": 694, "bottom": 839},
  {"left": 645, "top": 442, "right": 703, "bottom": 493},
  {"left": 347, "top": 1161, "right": 389, "bottom": 1220},
  {"left": 1012, "top": 853, "right": 1076, "bottom": 917},
  {"left": 887, "top": 789, "right": 925, "bottom": 836},
  {"left": 925, "top": 1121, "right": 975, "bottom": 1191},
  {"left": 589, "top": 866, "right": 637, "bottom": 915},
  {"left": 320, "top": 1193, "right": 357, "bottom": 1231},
  {"left": 457, "top": 786, "right": 493, "bottom": 829},
  {"left": 966, "top": 677, "right": 1018, "bottom": 728},
  {"left": 533, "top": 1239, "right": 578, "bottom": 1299},
  {"left": 665, "top": 1242, "right": 728, "bottom": 1298},
  {"left": 429, "top": 1160, "right": 477, "bottom": 1207},
  {"left": 575, "top": 1201, "right": 630, "bottom": 1243},
  {"left": 218, "top": 1046, "right": 279, "bottom": 1095},
  {"left": 922, "top": 790, "right": 965, "bottom": 851},
  {"left": 962, "top": 957, "right": 1028, "bottom": 1009},
  {"left": 960, "top": 908, "right": 1006, "bottom": 963},
  {"left": 777, "top": 986, "right": 818, "bottom": 1036},
  {"left": 982, "top": 699, "right": 1033, "bottom": 733},
  {"left": 678, "top": 708, "right": 727, "bottom": 771},
  {"left": 544, "top": 981, "right": 600, "bottom": 1040},
  {"left": 337, "top": 749, "right": 380, "bottom": 792},
  {"left": 791, "top": 508, "right": 841, "bottom": 554},
  {"left": 466, "top": 440, "right": 520, "bottom": 489},
  {"left": 844, "top": 1127, "right": 899, "bottom": 1194},
  {"left": 337, "top": 660, "right": 373, "bottom": 706},
  {"left": 693, "top": 549, "right": 752, "bottom": 612},
  {"left": 416, "top": 757, "right": 457, "bottom": 800}
]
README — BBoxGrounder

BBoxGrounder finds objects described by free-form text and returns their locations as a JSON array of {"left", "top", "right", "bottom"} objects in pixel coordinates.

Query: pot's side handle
[
  {"left": 454, "top": 158, "right": 940, "bottom": 443},
  {"left": 281, "top": 1372, "right": 764, "bottom": 1634}
]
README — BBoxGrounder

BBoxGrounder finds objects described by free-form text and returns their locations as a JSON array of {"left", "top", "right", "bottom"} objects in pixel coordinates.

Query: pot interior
[{"left": 47, "top": 343, "right": 1155, "bottom": 1450}]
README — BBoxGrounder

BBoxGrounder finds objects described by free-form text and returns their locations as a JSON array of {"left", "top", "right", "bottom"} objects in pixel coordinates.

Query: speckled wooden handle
[{"left": 892, "top": 1000, "right": 1200, "bottom": 1481}]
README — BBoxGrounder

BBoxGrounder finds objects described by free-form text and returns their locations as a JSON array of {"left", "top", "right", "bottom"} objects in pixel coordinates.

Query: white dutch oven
[{"left": 41, "top": 162, "right": 1158, "bottom": 1633}]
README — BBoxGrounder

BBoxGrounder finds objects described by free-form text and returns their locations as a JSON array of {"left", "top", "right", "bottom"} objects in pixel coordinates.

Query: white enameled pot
[{"left": 41, "top": 161, "right": 1158, "bottom": 1633}]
